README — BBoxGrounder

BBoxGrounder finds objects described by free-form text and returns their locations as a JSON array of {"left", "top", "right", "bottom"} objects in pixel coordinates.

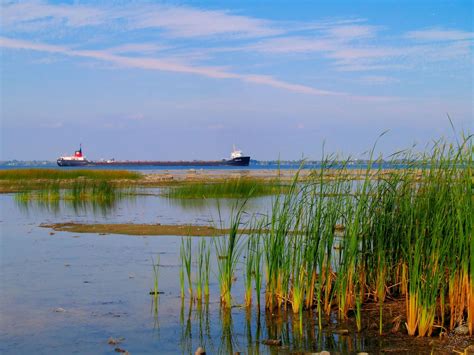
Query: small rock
[
  {"left": 320, "top": 351, "right": 330, "bottom": 355},
  {"left": 195, "top": 346, "right": 206, "bottom": 355},
  {"left": 54, "top": 307, "right": 66, "bottom": 312},
  {"left": 108, "top": 337, "right": 124, "bottom": 345},
  {"left": 262, "top": 339, "right": 282, "bottom": 346},
  {"left": 72, "top": 235, "right": 80, "bottom": 238},
  {"left": 357, "top": 353, "right": 369, "bottom": 355},
  {"left": 49, "top": 232, "right": 55, "bottom": 235},
  {"left": 114, "top": 348, "right": 127, "bottom": 353},
  {"left": 454, "top": 324, "right": 469, "bottom": 335}
]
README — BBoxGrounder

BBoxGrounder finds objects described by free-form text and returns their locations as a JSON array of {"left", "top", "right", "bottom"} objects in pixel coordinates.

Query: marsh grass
[
  {"left": 216, "top": 201, "right": 248, "bottom": 308},
  {"left": 203, "top": 240, "right": 211, "bottom": 300},
  {"left": 244, "top": 236, "right": 255, "bottom": 308},
  {"left": 151, "top": 255, "right": 160, "bottom": 296},
  {"left": 181, "top": 238, "right": 193, "bottom": 298},
  {"left": 230, "top": 135, "right": 472, "bottom": 337},
  {"left": 0, "top": 168, "right": 141, "bottom": 181},
  {"left": 252, "top": 231, "right": 264, "bottom": 312},
  {"left": 1, "top": 169, "right": 141, "bottom": 193},
  {"left": 164, "top": 177, "right": 288, "bottom": 199},
  {"left": 195, "top": 240, "right": 206, "bottom": 302}
]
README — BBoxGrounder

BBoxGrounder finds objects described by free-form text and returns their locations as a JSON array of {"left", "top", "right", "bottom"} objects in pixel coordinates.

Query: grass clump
[
  {"left": 0, "top": 168, "right": 141, "bottom": 181},
  {"left": 216, "top": 202, "right": 247, "bottom": 308},
  {"left": 181, "top": 238, "right": 193, "bottom": 298},
  {"left": 164, "top": 178, "right": 288, "bottom": 199},
  {"left": 236, "top": 135, "right": 472, "bottom": 338}
]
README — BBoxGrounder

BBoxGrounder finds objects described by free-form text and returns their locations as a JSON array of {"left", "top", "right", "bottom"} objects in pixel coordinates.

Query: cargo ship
[{"left": 57, "top": 145, "right": 250, "bottom": 167}]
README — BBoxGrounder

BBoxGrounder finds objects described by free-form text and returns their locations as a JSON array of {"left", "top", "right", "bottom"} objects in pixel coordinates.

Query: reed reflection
[{"left": 14, "top": 187, "right": 133, "bottom": 216}]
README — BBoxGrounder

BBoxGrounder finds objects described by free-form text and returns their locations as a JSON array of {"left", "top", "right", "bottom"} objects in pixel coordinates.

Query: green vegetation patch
[
  {"left": 0, "top": 168, "right": 141, "bottom": 181},
  {"left": 228, "top": 136, "right": 473, "bottom": 338},
  {"left": 164, "top": 177, "right": 288, "bottom": 198}
]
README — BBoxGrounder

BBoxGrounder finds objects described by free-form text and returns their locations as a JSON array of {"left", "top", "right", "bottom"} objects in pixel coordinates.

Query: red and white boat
[{"left": 57, "top": 145, "right": 89, "bottom": 166}]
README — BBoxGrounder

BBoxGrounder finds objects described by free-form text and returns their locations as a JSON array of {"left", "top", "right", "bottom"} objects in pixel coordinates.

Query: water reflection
[
  {"left": 175, "top": 301, "right": 379, "bottom": 354},
  {"left": 150, "top": 295, "right": 160, "bottom": 337},
  {"left": 14, "top": 190, "right": 133, "bottom": 216},
  {"left": 219, "top": 310, "right": 237, "bottom": 354},
  {"left": 166, "top": 195, "right": 266, "bottom": 211}
]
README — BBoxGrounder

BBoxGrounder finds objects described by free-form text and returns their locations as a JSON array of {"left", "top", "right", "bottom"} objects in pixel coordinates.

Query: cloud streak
[
  {"left": 0, "top": 37, "right": 343, "bottom": 96},
  {"left": 1, "top": 1, "right": 281, "bottom": 38},
  {"left": 1, "top": 0, "right": 104, "bottom": 28},
  {"left": 405, "top": 28, "right": 474, "bottom": 42}
]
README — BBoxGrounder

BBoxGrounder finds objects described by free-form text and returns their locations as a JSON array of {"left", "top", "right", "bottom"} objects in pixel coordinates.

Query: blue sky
[{"left": 1, "top": 0, "right": 472, "bottom": 160}]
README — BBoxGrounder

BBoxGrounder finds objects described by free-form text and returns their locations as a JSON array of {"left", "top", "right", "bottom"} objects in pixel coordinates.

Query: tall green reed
[
  {"left": 243, "top": 134, "right": 472, "bottom": 337},
  {"left": 181, "top": 238, "right": 193, "bottom": 298},
  {"left": 216, "top": 201, "right": 247, "bottom": 308}
]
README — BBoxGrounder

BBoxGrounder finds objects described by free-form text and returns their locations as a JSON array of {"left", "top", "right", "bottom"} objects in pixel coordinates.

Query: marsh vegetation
[
  {"left": 176, "top": 137, "right": 472, "bottom": 340},
  {"left": 0, "top": 168, "right": 141, "bottom": 181},
  {"left": 0, "top": 168, "right": 141, "bottom": 193},
  {"left": 164, "top": 177, "right": 289, "bottom": 199}
]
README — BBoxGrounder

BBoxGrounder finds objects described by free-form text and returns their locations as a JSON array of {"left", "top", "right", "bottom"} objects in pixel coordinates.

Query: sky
[{"left": 1, "top": 0, "right": 472, "bottom": 161}]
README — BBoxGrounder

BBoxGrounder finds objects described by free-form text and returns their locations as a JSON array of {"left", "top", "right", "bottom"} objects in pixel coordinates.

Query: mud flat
[
  {"left": 139, "top": 168, "right": 421, "bottom": 185},
  {"left": 41, "top": 222, "right": 243, "bottom": 237}
]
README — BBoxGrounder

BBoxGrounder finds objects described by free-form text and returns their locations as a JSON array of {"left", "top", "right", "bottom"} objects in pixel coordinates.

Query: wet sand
[
  {"left": 139, "top": 168, "right": 417, "bottom": 184},
  {"left": 42, "top": 222, "right": 240, "bottom": 237}
]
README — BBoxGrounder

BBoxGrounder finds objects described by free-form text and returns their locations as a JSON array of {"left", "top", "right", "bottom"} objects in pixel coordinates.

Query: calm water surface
[{"left": 0, "top": 190, "right": 465, "bottom": 354}]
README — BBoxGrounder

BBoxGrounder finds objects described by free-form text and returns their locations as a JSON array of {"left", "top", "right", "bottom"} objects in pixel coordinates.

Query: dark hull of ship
[
  {"left": 57, "top": 159, "right": 90, "bottom": 167},
  {"left": 57, "top": 156, "right": 250, "bottom": 167}
]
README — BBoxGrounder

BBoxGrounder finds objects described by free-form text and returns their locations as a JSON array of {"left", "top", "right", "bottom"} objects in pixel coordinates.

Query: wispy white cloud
[
  {"left": 359, "top": 75, "right": 400, "bottom": 85},
  {"left": 1, "top": 0, "right": 104, "bottom": 29},
  {"left": 246, "top": 30, "right": 472, "bottom": 72},
  {"left": 1, "top": 1, "right": 281, "bottom": 38},
  {"left": 0, "top": 37, "right": 345, "bottom": 96},
  {"left": 106, "top": 43, "right": 168, "bottom": 55},
  {"left": 405, "top": 28, "right": 474, "bottom": 42},
  {"left": 250, "top": 37, "right": 334, "bottom": 53},
  {"left": 122, "top": 5, "right": 281, "bottom": 38},
  {"left": 325, "top": 25, "right": 378, "bottom": 40}
]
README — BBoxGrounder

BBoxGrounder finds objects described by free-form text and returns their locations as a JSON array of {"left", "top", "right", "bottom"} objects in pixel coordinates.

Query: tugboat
[
  {"left": 57, "top": 145, "right": 89, "bottom": 166},
  {"left": 57, "top": 145, "right": 250, "bottom": 167}
]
